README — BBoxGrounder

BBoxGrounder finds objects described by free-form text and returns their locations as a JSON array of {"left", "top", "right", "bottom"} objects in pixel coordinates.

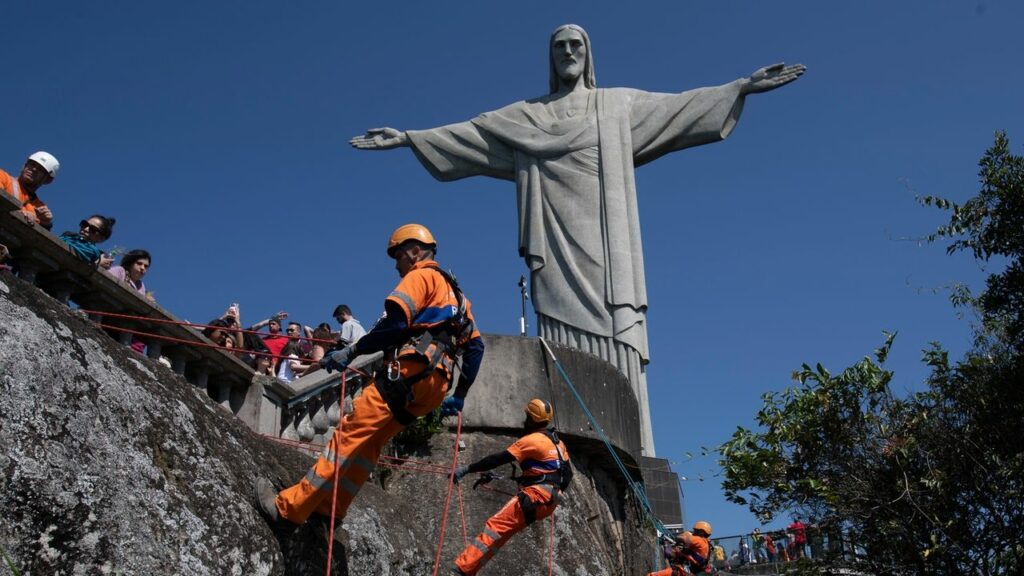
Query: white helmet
[{"left": 27, "top": 151, "right": 60, "bottom": 179}]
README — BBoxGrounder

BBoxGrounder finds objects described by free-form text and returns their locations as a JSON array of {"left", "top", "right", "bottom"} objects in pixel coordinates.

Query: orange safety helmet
[
  {"left": 675, "top": 530, "right": 693, "bottom": 545},
  {"left": 387, "top": 223, "right": 437, "bottom": 258},
  {"left": 692, "top": 520, "right": 712, "bottom": 537},
  {"left": 525, "top": 398, "right": 554, "bottom": 425}
]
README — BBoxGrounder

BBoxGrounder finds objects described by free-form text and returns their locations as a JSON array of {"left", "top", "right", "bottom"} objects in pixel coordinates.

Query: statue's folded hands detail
[{"left": 350, "top": 24, "right": 805, "bottom": 455}]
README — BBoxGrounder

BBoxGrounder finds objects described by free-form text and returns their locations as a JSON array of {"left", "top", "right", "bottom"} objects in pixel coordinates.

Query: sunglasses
[{"left": 80, "top": 220, "right": 104, "bottom": 236}]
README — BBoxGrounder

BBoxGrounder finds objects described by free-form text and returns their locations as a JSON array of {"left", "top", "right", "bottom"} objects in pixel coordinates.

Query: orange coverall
[
  {"left": 275, "top": 260, "right": 482, "bottom": 523},
  {"left": 647, "top": 535, "right": 711, "bottom": 575},
  {"left": 454, "top": 430, "right": 571, "bottom": 575}
]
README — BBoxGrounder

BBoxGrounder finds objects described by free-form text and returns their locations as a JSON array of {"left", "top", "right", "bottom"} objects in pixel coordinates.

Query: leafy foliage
[
  {"left": 390, "top": 408, "right": 446, "bottom": 456},
  {"left": 920, "top": 131, "right": 1024, "bottom": 350},
  {"left": 719, "top": 133, "right": 1024, "bottom": 575}
]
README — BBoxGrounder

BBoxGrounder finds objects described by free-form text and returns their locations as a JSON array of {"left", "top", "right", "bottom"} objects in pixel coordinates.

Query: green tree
[{"left": 719, "top": 133, "right": 1024, "bottom": 575}]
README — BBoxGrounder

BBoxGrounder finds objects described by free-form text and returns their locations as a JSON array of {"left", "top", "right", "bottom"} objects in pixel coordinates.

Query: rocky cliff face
[{"left": 0, "top": 272, "right": 655, "bottom": 575}]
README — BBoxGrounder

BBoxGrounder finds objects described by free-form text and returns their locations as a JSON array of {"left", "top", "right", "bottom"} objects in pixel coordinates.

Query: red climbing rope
[
  {"left": 81, "top": 309, "right": 338, "bottom": 345},
  {"left": 92, "top": 321, "right": 373, "bottom": 379},
  {"left": 431, "top": 412, "right": 464, "bottom": 576},
  {"left": 549, "top": 511, "right": 556, "bottom": 576},
  {"left": 260, "top": 435, "right": 454, "bottom": 476},
  {"left": 325, "top": 372, "right": 347, "bottom": 576},
  {"left": 458, "top": 483, "right": 468, "bottom": 547}
]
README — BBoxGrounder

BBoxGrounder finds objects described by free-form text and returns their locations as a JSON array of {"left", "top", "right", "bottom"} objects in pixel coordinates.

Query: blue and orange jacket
[
  {"left": 507, "top": 431, "right": 571, "bottom": 483},
  {"left": 668, "top": 535, "right": 711, "bottom": 573},
  {"left": 354, "top": 259, "right": 484, "bottom": 397}
]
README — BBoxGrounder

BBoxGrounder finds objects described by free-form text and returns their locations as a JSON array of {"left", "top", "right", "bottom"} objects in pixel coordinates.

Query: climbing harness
[{"left": 375, "top": 264, "right": 473, "bottom": 426}]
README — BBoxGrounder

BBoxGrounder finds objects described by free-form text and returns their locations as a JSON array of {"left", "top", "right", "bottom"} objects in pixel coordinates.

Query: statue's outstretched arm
[
  {"left": 739, "top": 63, "right": 806, "bottom": 95},
  {"left": 349, "top": 127, "right": 410, "bottom": 150}
]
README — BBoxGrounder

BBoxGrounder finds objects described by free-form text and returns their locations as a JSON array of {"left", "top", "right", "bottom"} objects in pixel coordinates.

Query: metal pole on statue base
[{"left": 518, "top": 275, "right": 529, "bottom": 337}]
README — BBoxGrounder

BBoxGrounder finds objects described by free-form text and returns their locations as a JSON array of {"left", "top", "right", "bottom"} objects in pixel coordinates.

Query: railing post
[
  {"left": 216, "top": 381, "right": 232, "bottom": 411},
  {"left": 16, "top": 260, "right": 40, "bottom": 284},
  {"left": 170, "top": 355, "right": 187, "bottom": 375},
  {"left": 194, "top": 365, "right": 210, "bottom": 390}
]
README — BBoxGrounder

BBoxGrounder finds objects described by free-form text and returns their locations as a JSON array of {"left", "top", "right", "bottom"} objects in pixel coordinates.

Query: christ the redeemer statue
[{"left": 351, "top": 24, "right": 805, "bottom": 455}]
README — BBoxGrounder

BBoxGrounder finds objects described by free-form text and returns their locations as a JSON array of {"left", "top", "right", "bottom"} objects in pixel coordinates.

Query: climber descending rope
[
  {"left": 447, "top": 399, "right": 572, "bottom": 576},
  {"left": 250, "top": 223, "right": 485, "bottom": 556}
]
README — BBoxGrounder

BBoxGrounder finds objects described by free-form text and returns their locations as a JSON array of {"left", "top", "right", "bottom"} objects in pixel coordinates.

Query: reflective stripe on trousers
[
  {"left": 647, "top": 567, "right": 686, "bottom": 576},
  {"left": 454, "top": 484, "right": 560, "bottom": 576},
  {"left": 274, "top": 363, "right": 449, "bottom": 524}
]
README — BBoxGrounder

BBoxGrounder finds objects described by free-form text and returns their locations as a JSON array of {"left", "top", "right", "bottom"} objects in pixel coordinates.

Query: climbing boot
[{"left": 255, "top": 477, "right": 284, "bottom": 524}]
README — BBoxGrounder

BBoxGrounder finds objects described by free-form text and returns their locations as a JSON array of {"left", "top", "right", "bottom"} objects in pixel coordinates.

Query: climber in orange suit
[
  {"left": 255, "top": 223, "right": 484, "bottom": 528},
  {"left": 647, "top": 521, "right": 713, "bottom": 575},
  {"left": 451, "top": 399, "right": 573, "bottom": 576}
]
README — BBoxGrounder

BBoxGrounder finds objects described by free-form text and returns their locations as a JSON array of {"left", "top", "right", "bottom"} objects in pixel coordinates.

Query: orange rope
[
  {"left": 94, "top": 322, "right": 372, "bottom": 379},
  {"left": 261, "top": 435, "right": 453, "bottom": 475},
  {"left": 549, "top": 510, "right": 556, "bottom": 576},
  {"left": 81, "top": 309, "right": 338, "bottom": 345},
  {"left": 325, "top": 372, "right": 347, "bottom": 576},
  {"left": 458, "top": 483, "right": 468, "bottom": 547},
  {"left": 431, "top": 412, "right": 464, "bottom": 576}
]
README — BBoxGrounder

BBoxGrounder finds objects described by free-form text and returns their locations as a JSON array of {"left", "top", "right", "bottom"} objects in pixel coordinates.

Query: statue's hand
[
  {"left": 742, "top": 62, "right": 806, "bottom": 95},
  {"left": 349, "top": 127, "right": 409, "bottom": 150}
]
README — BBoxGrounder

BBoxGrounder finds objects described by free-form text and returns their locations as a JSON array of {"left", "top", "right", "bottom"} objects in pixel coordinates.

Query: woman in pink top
[
  {"left": 108, "top": 249, "right": 153, "bottom": 353},
  {"left": 108, "top": 249, "right": 152, "bottom": 297}
]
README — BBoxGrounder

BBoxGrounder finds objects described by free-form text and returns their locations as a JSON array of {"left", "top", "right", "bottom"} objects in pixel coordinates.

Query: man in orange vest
[
  {"left": 648, "top": 521, "right": 713, "bottom": 575},
  {"left": 451, "top": 399, "right": 573, "bottom": 576},
  {"left": 256, "top": 223, "right": 485, "bottom": 530},
  {"left": 0, "top": 151, "right": 59, "bottom": 230}
]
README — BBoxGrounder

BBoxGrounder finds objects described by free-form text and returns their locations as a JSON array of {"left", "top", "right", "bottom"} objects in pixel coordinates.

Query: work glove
[
  {"left": 320, "top": 345, "right": 356, "bottom": 373},
  {"left": 439, "top": 396, "right": 464, "bottom": 417},
  {"left": 452, "top": 465, "right": 469, "bottom": 484}
]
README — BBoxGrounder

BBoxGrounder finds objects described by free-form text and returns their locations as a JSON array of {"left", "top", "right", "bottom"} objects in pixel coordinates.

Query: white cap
[{"left": 27, "top": 151, "right": 60, "bottom": 179}]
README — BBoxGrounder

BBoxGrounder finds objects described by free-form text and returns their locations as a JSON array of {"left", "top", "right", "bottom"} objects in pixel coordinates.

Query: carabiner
[{"left": 387, "top": 357, "right": 401, "bottom": 382}]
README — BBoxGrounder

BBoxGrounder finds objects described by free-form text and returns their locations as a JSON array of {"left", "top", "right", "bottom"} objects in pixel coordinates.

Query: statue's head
[{"left": 549, "top": 24, "right": 596, "bottom": 94}]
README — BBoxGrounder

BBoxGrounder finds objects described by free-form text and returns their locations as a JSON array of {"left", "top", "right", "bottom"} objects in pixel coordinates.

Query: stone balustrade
[
  {"left": 1, "top": 195, "right": 255, "bottom": 401},
  {"left": 239, "top": 353, "right": 383, "bottom": 446}
]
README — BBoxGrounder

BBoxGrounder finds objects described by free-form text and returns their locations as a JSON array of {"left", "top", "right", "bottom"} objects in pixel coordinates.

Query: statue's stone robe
[{"left": 407, "top": 83, "right": 745, "bottom": 453}]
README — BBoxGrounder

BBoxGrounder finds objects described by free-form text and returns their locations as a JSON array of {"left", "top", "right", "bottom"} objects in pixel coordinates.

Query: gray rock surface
[{"left": 0, "top": 272, "right": 654, "bottom": 575}]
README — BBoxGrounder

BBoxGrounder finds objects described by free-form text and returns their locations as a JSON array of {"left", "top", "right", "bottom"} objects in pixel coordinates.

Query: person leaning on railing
[
  {"left": 298, "top": 323, "right": 333, "bottom": 377},
  {"left": 105, "top": 249, "right": 154, "bottom": 354},
  {"left": 59, "top": 215, "right": 115, "bottom": 265},
  {"left": 1, "top": 151, "right": 59, "bottom": 230},
  {"left": 107, "top": 249, "right": 154, "bottom": 301}
]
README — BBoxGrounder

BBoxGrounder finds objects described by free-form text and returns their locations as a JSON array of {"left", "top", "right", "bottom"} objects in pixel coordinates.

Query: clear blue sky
[{"left": 5, "top": 1, "right": 1023, "bottom": 538}]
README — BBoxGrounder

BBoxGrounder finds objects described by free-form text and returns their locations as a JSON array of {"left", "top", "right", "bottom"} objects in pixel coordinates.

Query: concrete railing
[
  {"left": 1, "top": 195, "right": 255, "bottom": 404},
  {"left": 239, "top": 353, "right": 383, "bottom": 445}
]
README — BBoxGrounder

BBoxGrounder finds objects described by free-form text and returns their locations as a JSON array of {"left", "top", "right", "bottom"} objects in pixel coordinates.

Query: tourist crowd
[{"left": 706, "top": 516, "right": 848, "bottom": 571}]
